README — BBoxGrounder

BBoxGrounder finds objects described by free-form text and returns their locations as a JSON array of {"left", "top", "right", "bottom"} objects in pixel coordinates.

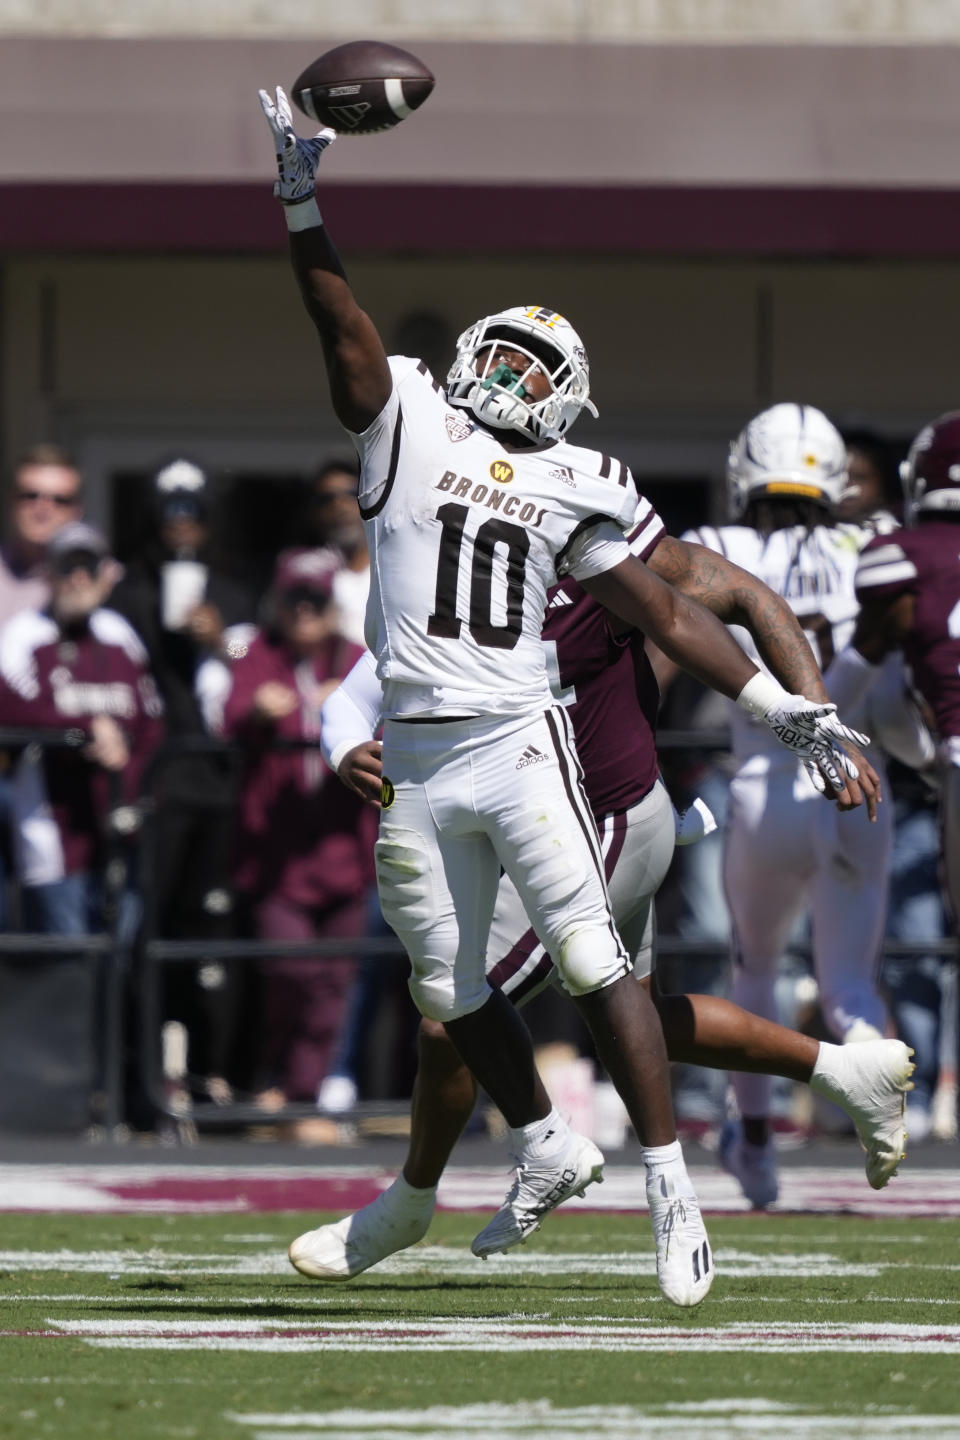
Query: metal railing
[{"left": 1, "top": 726, "right": 956, "bottom": 1141}]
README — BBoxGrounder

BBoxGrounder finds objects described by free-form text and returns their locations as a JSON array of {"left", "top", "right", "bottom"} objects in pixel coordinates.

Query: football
[{"left": 292, "top": 40, "right": 435, "bottom": 136}]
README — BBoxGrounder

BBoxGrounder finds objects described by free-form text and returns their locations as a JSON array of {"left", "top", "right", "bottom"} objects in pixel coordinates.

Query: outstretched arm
[
  {"left": 583, "top": 554, "right": 867, "bottom": 798},
  {"left": 645, "top": 535, "right": 880, "bottom": 814},
  {"left": 648, "top": 535, "right": 828, "bottom": 700},
  {"left": 259, "top": 87, "right": 392, "bottom": 431}
]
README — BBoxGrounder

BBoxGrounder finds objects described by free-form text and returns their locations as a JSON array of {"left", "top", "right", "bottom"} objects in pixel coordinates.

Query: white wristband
[
  {"left": 283, "top": 195, "right": 323, "bottom": 232},
  {"left": 328, "top": 738, "right": 362, "bottom": 776},
  {"left": 735, "top": 670, "right": 788, "bottom": 719}
]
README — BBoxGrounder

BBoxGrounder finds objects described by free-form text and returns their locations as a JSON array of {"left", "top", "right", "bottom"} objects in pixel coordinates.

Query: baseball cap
[
  {"left": 272, "top": 547, "right": 338, "bottom": 600},
  {"left": 47, "top": 521, "right": 109, "bottom": 565},
  {"left": 153, "top": 457, "right": 209, "bottom": 521}
]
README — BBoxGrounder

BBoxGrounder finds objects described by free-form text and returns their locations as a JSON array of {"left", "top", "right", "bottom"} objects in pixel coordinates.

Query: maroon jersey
[
  {"left": 856, "top": 521, "right": 960, "bottom": 741},
  {"left": 543, "top": 498, "right": 665, "bottom": 815},
  {"left": 222, "top": 629, "right": 376, "bottom": 909},
  {"left": 0, "top": 607, "right": 163, "bottom": 882}
]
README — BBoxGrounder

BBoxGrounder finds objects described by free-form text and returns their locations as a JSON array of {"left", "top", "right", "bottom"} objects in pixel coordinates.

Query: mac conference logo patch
[
  {"left": 490, "top": 460, "right": 514, "bottom": 484},
  {"left": 381, "top": 776, "right": 396, "bottom": 810}
]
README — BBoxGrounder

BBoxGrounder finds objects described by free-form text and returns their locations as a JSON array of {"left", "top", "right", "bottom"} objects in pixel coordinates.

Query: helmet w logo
[
  {"left": 489, "top": 461, "right": 515, "bottom": 484},
  {"left": 524, "top": 307, "right": 561, "bottom": 327}
]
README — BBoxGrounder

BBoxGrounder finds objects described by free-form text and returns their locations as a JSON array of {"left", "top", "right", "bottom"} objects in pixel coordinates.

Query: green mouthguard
[{"left": 481, "top": 361, "right": 527, "bottom": 395}]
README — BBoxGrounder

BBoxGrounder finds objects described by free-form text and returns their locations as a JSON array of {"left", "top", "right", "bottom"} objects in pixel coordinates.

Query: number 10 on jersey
[{"left": 427, "top": 502, "right": 530, "bottom": 650}]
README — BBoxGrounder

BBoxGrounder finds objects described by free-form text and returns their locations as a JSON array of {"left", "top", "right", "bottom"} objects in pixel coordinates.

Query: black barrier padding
[{"left": 0, "top": 956, "right": 96, "bottom": 1133}]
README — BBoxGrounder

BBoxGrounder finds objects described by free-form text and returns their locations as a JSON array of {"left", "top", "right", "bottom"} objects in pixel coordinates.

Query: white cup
[{"left": 160, "top": 560, "right": 207, "bottom": 630}]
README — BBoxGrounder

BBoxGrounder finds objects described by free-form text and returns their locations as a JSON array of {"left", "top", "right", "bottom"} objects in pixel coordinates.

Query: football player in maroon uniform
[{"left": 829, "top": 411, "right": 960, "bottom": 931}]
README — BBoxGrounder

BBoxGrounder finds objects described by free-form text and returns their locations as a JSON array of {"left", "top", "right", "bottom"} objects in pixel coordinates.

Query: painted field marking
[
  {"left": 1, "top": 1244, "right": 956, "bottom": 1282},
  {"left": 41, "top": 1317, "right": 960, "bottom": 1354},
  {"left": 7, "top": 1292, "right": 960, "bottom": 1310},
  {"left": 1, "top": 1164, "right": 959, "bottom": 1218},
  {"left": 225, "top": 1399, "right": 960, "bottom": 1439}
]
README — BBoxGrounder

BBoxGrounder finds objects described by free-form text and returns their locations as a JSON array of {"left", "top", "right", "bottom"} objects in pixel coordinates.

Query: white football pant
[
  {"left": 375, "top": 707, "right": 634, "bottom": 1022},
  {"left": 723, "top": 761, "right": 893, "bottom": 1117}
]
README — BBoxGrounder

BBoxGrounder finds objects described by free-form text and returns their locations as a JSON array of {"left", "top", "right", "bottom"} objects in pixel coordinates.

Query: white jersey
[
  {"left": 350, "top": 357, "right": 638, "bottom": 718},
  {"left": 683, "top": 521, "right": 870, "bottom": 765}
]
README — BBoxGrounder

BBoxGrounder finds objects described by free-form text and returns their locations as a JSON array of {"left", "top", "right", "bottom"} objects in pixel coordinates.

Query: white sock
[
  {"left": 810, "top": 1041, "right": 844, "bottom": 1102},
  {"left": 510, "top": 1107, "right": 570, "bottom": 1163},
  {"left": 388, "top": 1174, "right": 438, "bottom": 1210},
  {"left": 642, "top": 1139, "right": 695, "bottom": 1199}
]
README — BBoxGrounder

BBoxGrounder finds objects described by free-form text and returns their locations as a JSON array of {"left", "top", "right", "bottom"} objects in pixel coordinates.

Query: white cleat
[
  {"left": 811, "top": 1038, "right": 915, "bottom": 1189},
  {"left": 646, "top": 1174, "right": 714, "bottom": 1307},
  {"left": 471, "top": 1133, "right": 604, "bottom": 1259},
  {"left": 718, "top": 1119, "right": 779, "bottom": 1210},
  {"left": 288, "top": 1181, "right": 435, "bottom": 1281}
]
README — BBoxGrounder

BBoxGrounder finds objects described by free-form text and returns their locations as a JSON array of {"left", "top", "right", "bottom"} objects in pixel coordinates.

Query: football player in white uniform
[
  {"left": 679, "top": 404, "right": 933, "bottom": 1209},
  {"left": 258, "top": 92, "right": 872, "bottom": 1305}
]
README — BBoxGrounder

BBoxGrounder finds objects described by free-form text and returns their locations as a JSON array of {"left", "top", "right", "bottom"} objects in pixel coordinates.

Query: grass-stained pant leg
[{"left": 375, "top": 718, "right": 502, "bottom": 1024}]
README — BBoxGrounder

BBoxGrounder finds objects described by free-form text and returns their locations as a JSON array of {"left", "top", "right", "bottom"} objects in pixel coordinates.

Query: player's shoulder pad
[
  {"left": 854, "top": 530, "right": 916, "bottom": 592},
  {"left": 558, "top": 441, "right": 636, "bottom": 494},
  {"left": 388, "top": 353, "right": 444, "bottom": 395}
]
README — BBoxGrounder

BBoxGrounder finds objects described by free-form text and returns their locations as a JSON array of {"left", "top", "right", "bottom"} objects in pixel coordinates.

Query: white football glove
[
  {"left": 737, "top": 673, "right": 870, "bottom": 795},
  {"left": 258, "top": 86, "right": 336, "bottom": 206}
]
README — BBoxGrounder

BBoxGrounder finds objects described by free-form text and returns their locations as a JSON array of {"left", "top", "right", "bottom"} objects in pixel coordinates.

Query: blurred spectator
[
  {"left": 0, "top": 444, "right": 84, "bottom": 930},
  {"left": 0, "top": 443, "right": 84, "bottom": 629},
  {"left": 305, "top": 457, "right": 368, "bottom": 646},
  {"left": 109, "top": 457, "right": 257, "bottom": 1108},
  {"left": 222, "top": 549, "right": 375, "bottom": 1136},
  {"left": 0, "top": 522, "right": 162, "bottom": 936},
  {"left": 302, "top": 455, "right": 418, "bottom": 1112}
]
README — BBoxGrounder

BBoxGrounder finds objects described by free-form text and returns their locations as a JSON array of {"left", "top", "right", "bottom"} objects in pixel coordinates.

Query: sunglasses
[
  {"left": 16, "top": 490, "right": 79, "bottom": 507},
  {"left": 280, "top": 586, "right": 331, "bottom": 610}
]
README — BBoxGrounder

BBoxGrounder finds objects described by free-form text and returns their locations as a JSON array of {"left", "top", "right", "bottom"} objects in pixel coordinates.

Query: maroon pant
[{"left": 253, "top": 893, "right": 367, "bottom": 1102}]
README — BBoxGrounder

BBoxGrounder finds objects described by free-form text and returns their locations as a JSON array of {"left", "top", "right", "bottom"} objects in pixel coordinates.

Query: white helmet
[
  {"left": 446, "top": 306, "right": 598, "bottom": 443},
  {"left": 726, "top": 403, "right": 848, "bottom": 520}
]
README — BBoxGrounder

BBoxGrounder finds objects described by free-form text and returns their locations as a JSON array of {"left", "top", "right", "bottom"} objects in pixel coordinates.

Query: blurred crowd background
[{"left": 0, "top": 1, "right": 958, "bottom": 1147}]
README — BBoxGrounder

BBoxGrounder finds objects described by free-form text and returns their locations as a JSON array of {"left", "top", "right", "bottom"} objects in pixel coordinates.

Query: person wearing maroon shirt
[
  {"left": 0, "top": 444, "right": 85, "bottom": 932},
  {"left": 221, "top": 548, "right": 375, "bottom": 1128},
  {"left": 0, "top": 522, "right": 162, "bottom": 935}
]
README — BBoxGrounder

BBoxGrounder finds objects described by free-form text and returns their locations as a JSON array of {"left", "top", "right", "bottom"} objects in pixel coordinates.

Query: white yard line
[
  {"left": 224, "top": 1401, "right": 960, "bottom": 1440},
  {"left": 38, "top": 1317, "right": 960, "bottom": 1355}
]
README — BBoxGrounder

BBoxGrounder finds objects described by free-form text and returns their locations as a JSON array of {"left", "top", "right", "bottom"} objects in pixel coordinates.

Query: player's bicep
[{"left": 647, "top": 536, "right": 745, "bottom": 619}]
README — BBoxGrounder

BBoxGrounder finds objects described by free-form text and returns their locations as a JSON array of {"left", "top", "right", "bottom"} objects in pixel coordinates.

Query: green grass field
[{"left": 2, "top": 1209, "right": 960, "bottom": 1438}]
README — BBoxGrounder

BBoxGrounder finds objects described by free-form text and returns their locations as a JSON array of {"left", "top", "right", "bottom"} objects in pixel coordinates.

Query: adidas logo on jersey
[
  {"left": 516, "top": 744, "right": 548, "bottom": 769},
  {"left": 444, "top": 413, "right": 474, "bottom": 443},
  {"left": 549, "top": 465, "right": 576, "bottom": 487},
  {"left": 547, "top": 590, "right": 573, "bottom": 610}
]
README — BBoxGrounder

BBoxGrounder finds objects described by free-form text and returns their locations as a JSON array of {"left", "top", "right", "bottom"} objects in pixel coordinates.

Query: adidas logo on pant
[{"left": 516, "top": 745, "right": 547, "bottom": 769}]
